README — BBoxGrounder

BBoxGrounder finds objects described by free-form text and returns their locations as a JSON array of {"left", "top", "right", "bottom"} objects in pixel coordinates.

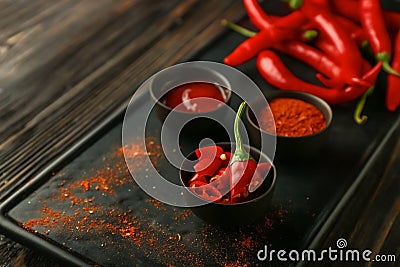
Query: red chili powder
[
  {"left": 147, "top": 199, "right": 167, "bottom": 211},
  {"left": 173, "top": 209, "right": 192, "bottom": 221},
  {"left": 21, "top": 137, "right": 166, "bottom": 240},
  {"left": 23, "top": 204, "right": 68, "bottom": 231},
  {"left": 258, "top": 98, "right": 327, "bottom": 137},
  {"left": 119, "top": 137, "right": 163, "bottom": 170},
  {"left": 21, "top": 136, "right": 290, "bottom": 266}
]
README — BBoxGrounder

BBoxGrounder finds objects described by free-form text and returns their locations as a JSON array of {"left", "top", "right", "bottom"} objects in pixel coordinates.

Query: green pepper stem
[
  {"left": 354, "top": 86, "right": 374, "bottom": 125},
  {"left": 361, "top": 40, "right": 370, "bottom": 50},
  {"left": 222, "top": 19, "right": 317, "bottom": 42},
  {"left": 376, "top": 52, "right": 400, "bottom": 77},
  {"left": 361, "top": 41, "right": 373, "bottom": 57},
  {"left": 234, "top": 102, "right": 246, "bottom": 152},
  {"left": 382, "top": 60, "right": 400, "bottom": 77},
  {"left": 230, "top": 102, "right": 252, "bottom": 164},
  {"left": 221, "top": 19, "right": 256, "bottom": 38},
  {"left": 289, "top": 0, "right": 303, "bottom": 9}
]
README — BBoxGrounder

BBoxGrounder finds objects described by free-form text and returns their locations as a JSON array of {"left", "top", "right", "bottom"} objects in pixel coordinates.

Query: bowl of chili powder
[{"left": 246, "top": 91, "right": 332, "bottom": 161}]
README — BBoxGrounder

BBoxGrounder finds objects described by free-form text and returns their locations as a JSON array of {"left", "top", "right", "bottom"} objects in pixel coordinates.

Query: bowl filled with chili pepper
[
  {"left": 246, "top": 91, "right": 332, "bottom": 161},
  {"left": 179, "top": 103, "right": 277, "bottom": 225}
]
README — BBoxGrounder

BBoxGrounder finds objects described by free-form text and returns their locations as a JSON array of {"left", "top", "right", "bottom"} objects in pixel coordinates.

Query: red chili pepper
[
  {"left": 314, "top": 38, "right": 372, "bottom": 88},
  {"left": 256, "top": 50, "right": 382, "bottom": 105},
  {"left": 247, "top": 168, "right": 263, "bottom": 195},
  {"left": 332, "top": 0, "right": 400, "bottom": 33},
  {"left": 257, "top": 50, "right": 341, "bottom": 103},
  {"left": 310, "top": 0, "right": 328, "bottom": 6},
  {"left": 243, "top": 0, "right": 308, "bottom": 30},
  {"left": 248, "top": 162, "right": 272, "bottom": 193},
  {"left": 223, "top": 27, "right": 299, "bottom": 66},
  {"left": 188, "top": 173, "right": 208, "bottom": 185},
  {"left": 300, "top": 2, "right": 368, "bottom": 87},
  {"left": 289, "top": 0, "right": 329, "bottom": 9},
  {"left": 195, "top": 146, "right": 223, "bottom": 159},
  {"left": 222, "top": 20, "right": 318, "bottom": 67},
  {"left": 360, "top": 0, "right": 400, "bottom": 76},
  {"left": 333, "top": 15, "right": 368, "bottom": 47},
  {"left": 273, "top": 39, "right": 372, "bottom": 90},
  {"left": 384, "top": 11, "right": 400, "bottom": 33},
  {"left": 189, "top": 180, "right": 208, "bottom": 188},
  {"left": 190, "top": 181, "right": 222, "bottom": 202},
  {"left": 256, "top": 162, "right": 271, "bottom": 174},
  {"left": 386, "top": 30, "right": 400, "bottom": 111},
  {"left": 330, "top": 0, "right": 359, "bottom": 23},
  {"left": 193, "top": 154, "right": 222, "bottom": 177},
  {"left": 315, "top": 37, "right": 372, "bottom": 72},
  {"left": 222, "top": 18, "right": 318, "bottom": 42},
  {"left": 230, "top": 159, "right": 257, "bottom": 202},
  {"left": 273, "top": 41, "right": 344, "bottom": 88},
  {"left": 275, "top": 11, "right": 308, "bottom": 29},
  {"left": 335, "top": 62, "right": 382, "bottom": 103},
  {"left": 229, "top": 102, "right": 258, "bottom": 203},
  {"left": 314, "top": 37, "right": 336, "bottom": 58},
  {"left": 305, "top": 14, "right": 367, "bottom": 46},
  {"left": 222, "top": 20, "right": 357, "bottom": 89},
  {"left": 315, "top": 61, "right": 372, "bottom": 89},
  {"left": 210, "top": 167, "right": 230, "bottom": 193},
  {"left": 243, "top": 0, "right": 272, "bottom": 30}
]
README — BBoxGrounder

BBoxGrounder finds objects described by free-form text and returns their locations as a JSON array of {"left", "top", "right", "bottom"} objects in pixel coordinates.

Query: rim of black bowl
[
  {"left": 246, "top": 91, "right": 333, "bottom": 139},
  {"left": 179, "top": 142, "right": 277, "bottom": 206},
  {"left": 149, "top": 81, "right": 232, "bottom": 114}
]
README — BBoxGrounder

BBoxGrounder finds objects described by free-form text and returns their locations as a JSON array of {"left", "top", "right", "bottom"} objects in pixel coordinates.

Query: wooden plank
[
  {"left": 0, "top": 0, "right": 244, "bottom": 200},
  {"left": 0, "top": 0, "right": 191, "bottom": 191},
  {"left": 0, "top": 0, "right": 144, "bottom": 139}
]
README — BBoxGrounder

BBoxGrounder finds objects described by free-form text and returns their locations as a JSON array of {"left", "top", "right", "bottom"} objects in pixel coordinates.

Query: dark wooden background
[
  {"left": 0, "top": 0, "right": 399, "bottom": 266},
  {"left": 0, "top": 1, "right": 245, "bottom": 265}
]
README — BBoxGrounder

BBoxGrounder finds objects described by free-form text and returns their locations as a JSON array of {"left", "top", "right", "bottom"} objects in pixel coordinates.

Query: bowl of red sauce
[
  {"left": 149, "top": 63, "right": 232, "bottom": 137},
  {"left": 161, "top": 82, "right": 228, "bottom": 113},
  {"left": 246, "top": 91, "right": 332, "bottom": 161},
  {"left": 179, "top": 142, "right": 276, "bottom": 225}
]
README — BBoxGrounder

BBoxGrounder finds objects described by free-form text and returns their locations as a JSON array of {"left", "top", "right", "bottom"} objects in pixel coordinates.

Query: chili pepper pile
[
  {"left": 223, "top": 0, "right": 400, "bottom": 123},
  {"left": 189, "top": 102, "right": 272, "bottom": 204}
]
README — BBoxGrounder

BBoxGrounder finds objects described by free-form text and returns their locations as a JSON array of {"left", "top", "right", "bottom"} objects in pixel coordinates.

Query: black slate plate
[{"left": 1, "top": 1, "right": 400, "bottom": 266}]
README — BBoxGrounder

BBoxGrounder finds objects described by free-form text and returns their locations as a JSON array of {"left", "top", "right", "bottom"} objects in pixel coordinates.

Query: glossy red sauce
[{"left": 162, "top": 82, "right": 227, "bottom": 112}]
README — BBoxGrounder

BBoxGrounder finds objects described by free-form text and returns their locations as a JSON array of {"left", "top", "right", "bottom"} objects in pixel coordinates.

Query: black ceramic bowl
[
  {"left": 246, "top": 91, "right": 333, "bottom": 161},
  {"left": 149, "top": 62, "right": 232, "bottom": 137},
  {"left": 179, "top": 142, "right": 276, "bottom": 225}
]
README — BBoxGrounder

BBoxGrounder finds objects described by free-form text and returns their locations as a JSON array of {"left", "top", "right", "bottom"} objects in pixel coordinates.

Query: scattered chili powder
[
  {"left": 259, "top": 98, "right": 327, "bottom": 137},
  {"left": 147, "top": 199, "right": 167, "bottom": 211},
  {"left": 21, "top": 137, "right": 172, "bottom": 246},
  {"left": 20, "top": 135, "right": 290, "bottom": 266},
  {"left": 59, "top": 188, "right": 84, "bottom": 205},
  {"left": 240, "top": 236, "right": 253, "bottom": 249},
  {"left": 173, "top": 209, "right": 192, "bottom": 221},
  {"left": 119, "top": 137, "right": 163, "bottom": 170},
  {"left": 119, "top": 144, "right": 149, "bottom": 159},
  {"left": 23, "top": 204, "right": 70, "bottom": 231}
]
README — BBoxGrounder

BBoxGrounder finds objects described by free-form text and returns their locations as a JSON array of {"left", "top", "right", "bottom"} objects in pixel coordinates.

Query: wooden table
[{"left": 0, "top": 1, "right": 399, "bottom": 266}]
